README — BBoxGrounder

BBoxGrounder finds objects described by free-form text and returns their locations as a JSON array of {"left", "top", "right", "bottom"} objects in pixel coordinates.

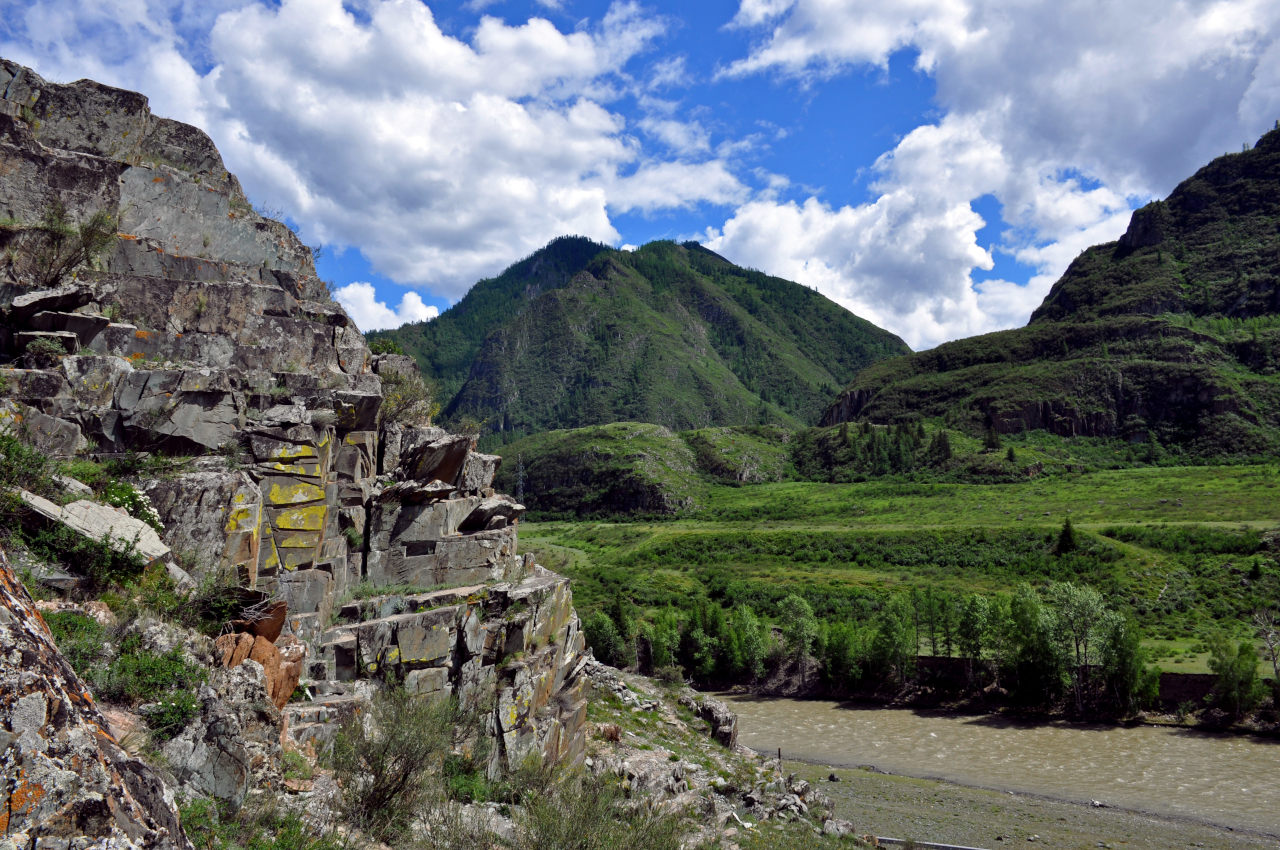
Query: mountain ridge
[
  {"left": 373, "top": 238, "right": 910, "bottom": 441},
  {"left": 822, "top": 127, "right": 1280, "bottom": 457}
]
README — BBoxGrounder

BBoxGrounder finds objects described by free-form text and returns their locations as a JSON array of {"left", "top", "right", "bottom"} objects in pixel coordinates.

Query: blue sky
[{"left": 3, "top": 0, "right": 1279, "bottom": 348}]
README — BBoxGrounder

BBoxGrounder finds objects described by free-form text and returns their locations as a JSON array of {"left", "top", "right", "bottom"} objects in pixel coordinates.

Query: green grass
[{"left": 522, "top": 464, "right": 1280, "bottom": 648}]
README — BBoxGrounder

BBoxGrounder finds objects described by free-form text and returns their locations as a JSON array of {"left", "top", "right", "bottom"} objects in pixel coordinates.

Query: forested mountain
[
  {"left": 372, "top": 238, "right": 909, "bottom": 441},
  {"left": 823, "top": 127, "right": 1280, "bottom": 458}
]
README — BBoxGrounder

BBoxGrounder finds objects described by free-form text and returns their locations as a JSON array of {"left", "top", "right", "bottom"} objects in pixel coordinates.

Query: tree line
[{"left": 584, "top": 578, "right": 1268, "bottom": 721}]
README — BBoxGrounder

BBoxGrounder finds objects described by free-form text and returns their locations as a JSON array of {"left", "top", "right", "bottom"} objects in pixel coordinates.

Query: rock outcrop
[
  {"left": 0, "top": 548, "right": 191, "bottom": 849},
  {"left": 0, "top": 57, "right": 592, "bottom": 829}
]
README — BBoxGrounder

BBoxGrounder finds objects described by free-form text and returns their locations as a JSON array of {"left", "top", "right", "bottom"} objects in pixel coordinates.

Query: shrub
[
  {"left": 101, "top": 479, "right": 164, "bottom": 531},
  {"left": 181, "top": 796, "right": 343, "bottom": 850},
  {"left": 17, "top": 201, "right": 118, "bottom": 288},
  {"left": 1207, "top": 633, "right": 1264, "bottom": 720},
  {"left": 43, "top": 611, "right": 107, "bottom": 671},
  {"left": 92, "top": 634, "right": 205, "bottom": 704},
  {"left": 143, "top": 689, "right": 201, "bottom": 742},
  {"left": 24, "top": 335, "right": 68, "bottom": 358},
  {"left": 368, "top": 338, "right": 404, "bottom": 356},
  {"left": 330, "top": 688, "right": 459, "bottom": 843},
  {"left": 379, "top": 370, "right": 439, "bottom": 425},
  {"left": 0, "top": 432, "right": 57, "bottom": 496},
  {"left": 583, "top": 610, "right": 627, "bottom": 668},
  {"left": 45, "top": 617, "right": 206, "bottom": 739},
  {"left": 516, "top": 770, "right": 686, "bottom": 850}
]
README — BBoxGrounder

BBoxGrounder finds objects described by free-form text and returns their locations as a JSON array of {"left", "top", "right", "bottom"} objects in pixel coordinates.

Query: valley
[{"left": 522, "top": 463, "right": 1280, "bottom": 681}]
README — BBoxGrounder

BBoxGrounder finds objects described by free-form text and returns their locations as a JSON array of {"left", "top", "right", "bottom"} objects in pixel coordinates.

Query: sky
[{"left": 3, "top": 1, "right": 1279, "bottom": 350}]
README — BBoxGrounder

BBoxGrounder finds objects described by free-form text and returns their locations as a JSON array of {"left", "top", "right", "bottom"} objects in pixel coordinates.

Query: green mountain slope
[
  {"left": 374, "top": 239, "right": 909, "bottom": 441},
  {"left": 823, "top": 128, "right": 1280, "bottom": 458}
]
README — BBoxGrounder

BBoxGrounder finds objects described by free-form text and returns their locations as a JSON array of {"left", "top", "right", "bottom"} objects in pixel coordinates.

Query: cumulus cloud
[
  {"left": 710, "top": 0, "right": 1280, "bottom": 348},
  {"left": 333, "top": 282, "right": 440, "bottom": 332},
  {"left": 2, "top": 0, "right": 745, "bottom": 301}
]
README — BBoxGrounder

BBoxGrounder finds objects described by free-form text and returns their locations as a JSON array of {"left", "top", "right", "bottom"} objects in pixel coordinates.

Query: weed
[
  {"left": 281, "top": 749, "right": 314, "bottom": 782},
  {"left": 23, "top": 335, "right": 67, "bottom": 358}
]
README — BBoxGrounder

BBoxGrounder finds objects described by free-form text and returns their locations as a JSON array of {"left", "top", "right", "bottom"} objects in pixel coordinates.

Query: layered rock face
[
  {"left": 0, "top": 58, "right": 589, "bottom": 829},
  {"left": 0, "top": 550, "right": 191, "bottom": 850}
]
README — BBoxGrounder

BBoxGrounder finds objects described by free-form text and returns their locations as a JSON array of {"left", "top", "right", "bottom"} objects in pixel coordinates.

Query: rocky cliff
[{"left": 0, "top": 60, "right": 589, "bottom": 848}]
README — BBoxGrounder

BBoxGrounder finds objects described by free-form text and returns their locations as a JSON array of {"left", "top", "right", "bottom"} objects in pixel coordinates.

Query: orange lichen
[
  {"left": 151, "top": 176, "right": 165, "bottom": 183},
  {"left": 134, "top": 330, "right": 151, "bottom": 339},
  {"left": 1, "top": 771, "right": 48, "bottom": 831},
  {"left": 118, "top": 233, "right": 138, "bottom": 240}
]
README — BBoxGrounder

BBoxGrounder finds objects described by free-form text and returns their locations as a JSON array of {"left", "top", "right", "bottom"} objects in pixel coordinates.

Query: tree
[
  {"left": 1046, "top": 582, "right": 1107, "bottom": 714},
  {"left": 1099, "top": 617, "right": 1159, "bottom": 716},
  {"left": 1008, "top": 583, "right": 1066, "bottom": 707},
  {"left": 583, "top": 611, "right": 627, "bottom": 668},
  {"left": 1055, "top": 517, "right": 1077, "bottom": 555},
  {"left": 1207, "top": 633, "right": 1264, "bottom": 720},
  {"left": 10, "top": 201, "right": 118, "bottom": 288},
  {"left": 1255, "top": 609, "right": 1280, "bottom": 703},
  {"left": 729, "top": 604, "right": 768, "bottom": 682},
  {"left": 778, "top": 594, "right": 818, "bottom": 680},
  {"left": 956, "top": 594, "right": 990, "bottom": 684},
  {"left": 818, "top": 619, "right": 862, "bottom": 691},
  {"left": 926, "top": 430, "right": 952, "bottom": 463},
  {"left": 649, "top": 608, "right": 681, "bottom": 671},
  {"left": 869, "top": 595, "right": 915, "bottom": 684},
  {"left": 380, "top": 370, "right": 439, "bottom": 425}
]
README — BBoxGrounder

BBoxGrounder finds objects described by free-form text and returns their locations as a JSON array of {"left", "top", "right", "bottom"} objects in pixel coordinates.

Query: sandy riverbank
[{"left": 780, "top": 758, "right": 1277, "bottom": 849}]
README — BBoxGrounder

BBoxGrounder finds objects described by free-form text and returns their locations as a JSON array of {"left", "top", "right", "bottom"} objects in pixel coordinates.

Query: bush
[
  {"left": 100, "top": 479, "right": 164, "bottom": 531},
  {"left": 379, "top": 370, "right": 439, "bottom": 425},
  {"left": 143, "top": 689, "right": 201, "bottom": 742},
  {"left": 1207, "top": 633, "right": 1264, "bottom": 720},
  {"left": 368, "top": 338, "right": 404, "bottom": 355},
  {"left": 583, "top": 610, "right": 627, "bottom": 668},
  {"left": 8, "top": 202, "right": 118, "bottom": 288},
  {"left": 330, "top": 688, "right": 459, "bottom": 843},
  {"left": 0, "top": 432, "right": 57, "bottom": 496},
  {"left": 181, "top": 796, "right": 344, "bottom": 850},
  {"left": 92, "top": 634, "right": 205, "bottom": 703},
  {"left": 517, "top": 770, "right": 686, "bottom": 850},
  {"left": 44, "top": 617, "right": 206, "bottom": 739}
]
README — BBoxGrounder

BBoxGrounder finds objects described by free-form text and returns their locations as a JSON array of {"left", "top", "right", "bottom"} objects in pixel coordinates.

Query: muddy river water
[{"left": 723, "top": 696, "right": 1280, "bottom": 836}]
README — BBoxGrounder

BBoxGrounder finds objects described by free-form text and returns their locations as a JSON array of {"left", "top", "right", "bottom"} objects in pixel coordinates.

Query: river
[{"left": 723, "top": 696, "right": 1280, "bottom": 837}]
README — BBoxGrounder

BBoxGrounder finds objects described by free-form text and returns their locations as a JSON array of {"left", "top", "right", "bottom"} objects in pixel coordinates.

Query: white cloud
[
  {"left": 333, "top": 282, "right": 439, "bottom": 331},
  {"left": 609, "top": 160, "right": 748, "bottom": 213},
  {"left": 708, "top": 0, "right": 1280, "bottom": 348},
  {"left": 2, "top": 0, "right": 746, "bottom": 302},
  {"left": 638, "top": 116, "right": 711, "bottom": 155}
]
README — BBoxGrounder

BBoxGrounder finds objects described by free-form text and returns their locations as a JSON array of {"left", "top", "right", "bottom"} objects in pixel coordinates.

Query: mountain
[
  {"left": 371, "top": 238, "right": 909, "bottom": 441},
  {"left": 823, "top": 127, "right": 1280, "bottom": 458}
]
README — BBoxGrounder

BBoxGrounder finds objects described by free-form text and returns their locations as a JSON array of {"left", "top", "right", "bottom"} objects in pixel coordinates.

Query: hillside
[
  {"left": 822, "top": 128, "right": 1280, "bottom": 458},
  {"left": 372, "top": 239, "right": 909, "bottom": 441}
]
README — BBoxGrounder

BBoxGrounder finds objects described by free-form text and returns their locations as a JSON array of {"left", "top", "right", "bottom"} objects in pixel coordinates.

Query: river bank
[
  {"left": 722, "top": 695, "right": 1280, "bottom": 844},
  {"left": 784, "top": 760, "right": 1277, "bottom": 850}
]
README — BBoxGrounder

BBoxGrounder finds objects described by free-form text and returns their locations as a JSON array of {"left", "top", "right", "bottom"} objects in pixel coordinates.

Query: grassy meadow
[{"left": 521, "top": 463, "right": 1280, "bottom": 673}]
